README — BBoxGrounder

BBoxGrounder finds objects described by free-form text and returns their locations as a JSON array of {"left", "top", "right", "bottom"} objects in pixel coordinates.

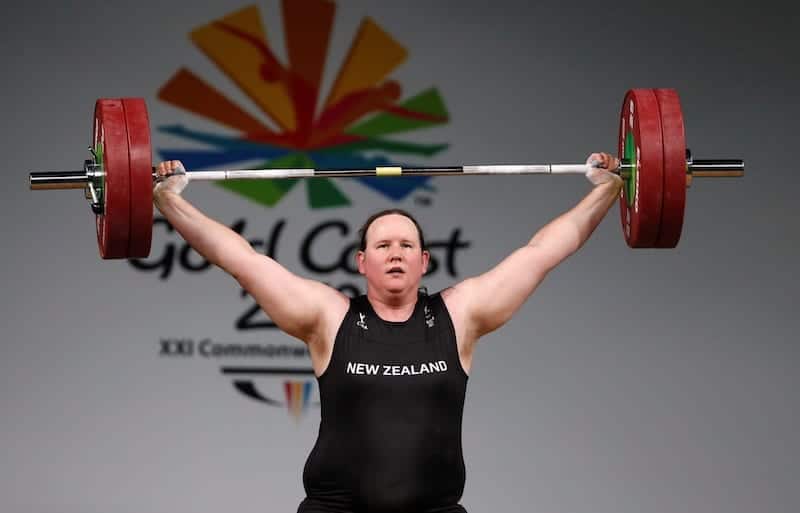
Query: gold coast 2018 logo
[
  {"left": 156, "top": 0, "right": 450, "bottom": 208},
  {"left": 147, "top": 1, "right": 463, "bottom": 420}
]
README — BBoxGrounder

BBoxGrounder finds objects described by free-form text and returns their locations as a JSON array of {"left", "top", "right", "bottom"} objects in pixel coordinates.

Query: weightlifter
[{"left": 152, "top": 152, "right": 622, "bottom": 513}]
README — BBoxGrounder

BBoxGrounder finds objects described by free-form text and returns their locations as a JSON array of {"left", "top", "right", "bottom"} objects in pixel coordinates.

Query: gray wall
[{"left": 2, "top": 1, "right": 798, "bottom": 512}]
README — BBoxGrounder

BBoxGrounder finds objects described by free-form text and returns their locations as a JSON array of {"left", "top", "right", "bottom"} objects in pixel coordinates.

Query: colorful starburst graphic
[
  {"left": 284, "top": 380, "right": 314, "bottom": 421},
  {"left": 156, "top": 1, "right": 450, "bottom": 208}
]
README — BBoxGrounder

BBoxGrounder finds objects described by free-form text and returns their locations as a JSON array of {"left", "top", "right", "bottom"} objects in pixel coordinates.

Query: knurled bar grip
[{"left": 178, "top": 164, "right": 593, "bottom": 180}]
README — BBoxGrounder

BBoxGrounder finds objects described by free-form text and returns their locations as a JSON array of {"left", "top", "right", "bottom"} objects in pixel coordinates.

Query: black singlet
[{"left": 297, "top": 292, "right": 469, "bottom": 513}]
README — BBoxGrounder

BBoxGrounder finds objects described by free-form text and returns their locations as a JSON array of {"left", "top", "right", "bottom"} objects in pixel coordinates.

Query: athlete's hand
[
  {"left": 585, "top": 152, "right": 622, "bottom": 186},
  {"left": 154, "top": 160, "right": 189, "bottom": 196}
]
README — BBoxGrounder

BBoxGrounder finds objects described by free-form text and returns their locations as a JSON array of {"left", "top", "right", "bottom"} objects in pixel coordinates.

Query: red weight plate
[
  {"left": 653, "top": 88, "right": 686, "bottom": 248},
  {"left": 94, "top": 99, "right": 131, "bottom": 258},
  {"left": 122, "top": 98, "right": 153, "bottom": 258},
  {"left": 618, "top": 89, "right": 664, "bottom": 247}
]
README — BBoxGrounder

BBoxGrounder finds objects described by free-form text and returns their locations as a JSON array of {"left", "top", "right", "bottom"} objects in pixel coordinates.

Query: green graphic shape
[
  {"left": 307, "top": 177, "right": 350, "bottom": 208},
  {"left": 347, "top": 88, "right": 449, "bottom": 137}
]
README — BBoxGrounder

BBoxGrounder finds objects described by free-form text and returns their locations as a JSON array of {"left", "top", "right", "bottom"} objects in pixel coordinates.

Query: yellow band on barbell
[{"left": 376, "top": 166, "right": 402, "bottom": 176}]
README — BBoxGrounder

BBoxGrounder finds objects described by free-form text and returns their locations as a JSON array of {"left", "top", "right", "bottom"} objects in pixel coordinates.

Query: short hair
[{"left": 358, "top": 209, "right": 427, "bottom": 252}]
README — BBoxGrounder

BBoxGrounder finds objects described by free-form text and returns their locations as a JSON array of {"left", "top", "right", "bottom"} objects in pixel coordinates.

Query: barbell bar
[
  {"left": 28, "top": 89, "right": 744, "bottom": 258},
  {"left": 29, "top": 157, "right": 744, "bottom": 187}
]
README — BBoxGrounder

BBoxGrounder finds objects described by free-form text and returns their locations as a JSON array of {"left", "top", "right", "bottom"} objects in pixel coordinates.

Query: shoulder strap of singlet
[{"left": 426, "top": 291, "right": 468, "bottom": 378}]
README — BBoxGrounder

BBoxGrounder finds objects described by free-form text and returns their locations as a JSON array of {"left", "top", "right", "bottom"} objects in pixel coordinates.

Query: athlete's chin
[
  {"left": 383, "top": 278, "right": 411, "bottom": 294},
  {"left": 385, "top": 283, "right": 406, "bottom": 294}
]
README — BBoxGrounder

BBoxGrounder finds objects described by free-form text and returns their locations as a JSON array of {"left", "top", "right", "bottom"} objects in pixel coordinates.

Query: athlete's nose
[{"left": 388, "top": 244, "right": 403, "bottom": 262}]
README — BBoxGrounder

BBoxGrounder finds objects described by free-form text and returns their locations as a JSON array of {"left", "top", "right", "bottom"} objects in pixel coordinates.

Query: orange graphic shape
[
  {"left": 158, "top": 68, "right": 275, "bottom": 136},
  {"left": 323, "top": 17, "right": 407, "bottom": 110},
  {"left": 190, "top": 5, "right": 296, "bottom": 131}
]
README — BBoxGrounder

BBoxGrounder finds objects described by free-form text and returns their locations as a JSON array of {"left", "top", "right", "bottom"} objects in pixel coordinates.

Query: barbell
[{"left": 29, "top": 88, "right": 744, "bottom": 259}]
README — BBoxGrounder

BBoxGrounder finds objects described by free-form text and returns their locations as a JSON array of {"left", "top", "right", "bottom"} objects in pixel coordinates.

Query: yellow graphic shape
[
  {"left": 158, "top": 68, "right": 275, "bottom": 135},
  {"left": 323, "top": 17, "right": 408, "bottom": 109},
  {"left": 190, "top": 5, "right": 296, "bottom": 131}
]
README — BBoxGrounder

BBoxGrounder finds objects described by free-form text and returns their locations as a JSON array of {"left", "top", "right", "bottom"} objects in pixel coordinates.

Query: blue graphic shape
[{"left": 157, "top": 126, "right": 434, "bottom": 202}]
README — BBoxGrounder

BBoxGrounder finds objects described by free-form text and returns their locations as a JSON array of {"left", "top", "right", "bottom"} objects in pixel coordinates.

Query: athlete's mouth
[{"left": 387, "top": 267, "right": 405, "bottom": 275}]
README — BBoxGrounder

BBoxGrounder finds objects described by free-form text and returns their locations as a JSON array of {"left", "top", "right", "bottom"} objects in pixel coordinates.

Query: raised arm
[
  {"left": 153, "top": 161, "right": 348, "bottom": 347},
  {"left": 443, "top": 153, "right": 623, "bottom": 358}
]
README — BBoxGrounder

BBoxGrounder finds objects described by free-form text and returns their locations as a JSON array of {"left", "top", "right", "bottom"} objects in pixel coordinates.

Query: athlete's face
[{"left": 357, "top": 214, "right": 429, "bottom": 295}]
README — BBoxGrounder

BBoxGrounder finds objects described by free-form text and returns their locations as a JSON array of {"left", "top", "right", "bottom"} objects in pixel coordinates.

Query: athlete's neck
[{"left": 366, "top": 289, "right": 418, "bottom": 322}]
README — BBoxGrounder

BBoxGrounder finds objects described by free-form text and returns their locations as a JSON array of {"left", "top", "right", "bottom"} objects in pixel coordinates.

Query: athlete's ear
[
  {"left": 356, "top": 250, "right": 367, "bottom": 275},
  {"left": 421, "top": 250, "right": 430, "bottom": 274}
]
